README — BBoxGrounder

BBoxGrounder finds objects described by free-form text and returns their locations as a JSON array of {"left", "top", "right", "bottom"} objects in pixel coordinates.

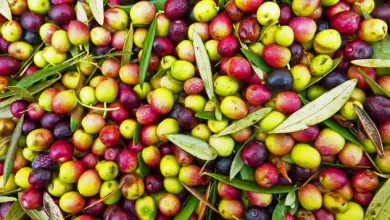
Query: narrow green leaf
[
  {"left": 70, "top": 105, "right": 84, "bottom": 132},
  {"left": 0, "top": 188, "right": 21, "bottom": 196},
  {"left": 281, "top": 154, "right": 294, "bottom": 164},
  {"left": 121, "top": 23, "right": 134, "bottom": 65},
  {"left": 85, "top": 59, "right": 104, "bottom": 85},
  {"left": 273, "top": 200, "right": 288, "bottom": 220},
  {"left": 137, "top": 152, "right": 150, "bottom": 179},
  {"left": 230, "top": 133, "right": 257, "bottom": 180},
  {"left": 357, "top": 68, "right": 390, "bottom": 97},
  {"left": 354, "top": 104, "right": 385, "bottom": 158},
  {"left": 195, "top": 111, "right": 218, "bottom": 120},
  {"left": 0, "top": 196, "right": 16, "bottom": 203},
  {"left": 16, "top": 61, "right": 76, "bottom": 88},
  {"left": 241, "top": 48, "right": 271, "bottom": 73},
  {"left": 320, "top": 162, "right": 370, "bottom": 169},
  {"left": 114, "top": 0, "right": 167, "bottom": 11},
  {"left": 218, "top": 0, "right": 225, "bottom": 8},
  {"left": 3, "top": 115, "right": 24, "bottom": 186},
  {"left": 352, "top": 59, "right": 390, "bottom": 68},
  {"left": 89, "top": 0, "right": 104, "bottom": 25},
  {"left": 18, "top": 193, "right": 49, "bottom": 220},
  {"left": 17, "top": 43, "right": 44, "bottom": 78},
  {"left": 167, "top": 134, "right": 217, "bottom": 160},
  {"left": 181, "top": 184, "right": 219, "bottom": 213},
  {"left": 29, "top": 73, "right": 62, "bottom": 95},
  {"left": 251, "top": 64, "right": 265, "bottom": 81},
  {"left": 204, "top": 173, "right": 298, "bottom": 193},
  {"left": 7, "top": 86, "right": 34, "bottom": 101},
  {"left": 215, "top": 107, "right": 272, "bottom": 137},
  {"left": 240, "top": 165, "right": 255, "bottom": 181},
  {"left": 271, "top": 79, "right": 357, "bottom": 133},
  {"left": 153, "top": 68, "right": 165, "bottom": 78},
  {"left": 372, "top": 35, "right": 390, "bottom": 59},
  {"left": 0, "top": 0, "right": 12, "bottom": 20},
  {"left": 259, "top": 21, "right": 279, "bottom": 40},
  {"left": 288, "top": 198, "right": 299, "bottom": 215},
  {"left": 207, "top": 181, "right": 218, "bottom": 220},
  {"left": 365, "top": 178, "right": 390, "bottom": 219},
  {"left": 193, "top": 31, "right": 215, "bottom": 101},
  {"left": 43, "top": 192, "right": 65, "bottom": 220},
  {"left": 173, "top": 188, "right": 205, "bottom": 220},
  {"left": 4, "top": 202, "right": 25, "bottom": 220},
  {"left": 301, "top": 56, "right": 343, "bottom": 90},
  {"left": 75, "top": 2, "right": 90, "bottom": 53},
  {"left": 139, "top": 16, "right": 157, "bottom": 88},
  {"left": 133, "top": 123, "right": 141, "bottom": 146},
  {"left": 91, "top": 51, "right": 132, "bottom": 59}
]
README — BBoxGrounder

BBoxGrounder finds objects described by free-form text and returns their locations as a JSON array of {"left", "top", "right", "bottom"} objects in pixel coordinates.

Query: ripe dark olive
[
  {"left": 266, "top": 68, "right": 294, "bottom": 91},
  {"left": 144, "top": 174, "right": 164, "bottom": 193},
  {"left": 289, "top": 42, "right": 303, "bottom": 65},
  {"left": 243, "top": 206, "right": 271, "bottom": 220},
  {"left": 0, "top": 36, "right": 10, "bottom": 53},
  {"left": 92, "top": 45, "right": 112, "bottom": 56},
  {"left": 20, "top": 12, "right": 45, "bottom": 32},
  {"left": 372, "top": 4, "right": 390, "bottom": 21},
  {"left": 216, "top": 156, "right": 233, "bottom": 175},
  {"left": 279, "top": 3, "right": 293, "bottom": 25},
  {"left": 238, "top": 17, "right": 260, "bottom": 44},
  {"left": 53, "top": 121, "right": 72, "bottom": 139},
  {"left": 28, "top": 168, "right": 53, "bottom": 189},
  {"left": 241, "top": 140, "right": 267, "bottom": 168},
  {"left": 322, "top": 70, "right": 348, "bottom": 89},
  {"left": 0, "top": 56, "right": 21, "bottom": 76},
  {"left": 168, "top": 20, "right": 188, "bottom": 44},
  {"left": 343, "top": 40, "right": 373, "bottom": 61},
  {"left": 82, "top": 196, "right": 106, "bottom": 217},
  {"left": 289, "top": 164, "right": 311, "bottom": 184},
  {"left": 317, "top": 19, "right": 330, "bottom": 32},
  {"left": 218, "top": 35, "right": 240, "bottom": 57},
  {"left": 330, "top": 11, "right": 360, "bottom": 34},
  {"left": 48, "top": 3, "right": 76, "bottom": 25},
  {"left": 119, "top": 88, "right": 141, "bottom": 109},
  {"left": 40, "top": 112, "right": 64, "bottom": 130},
  {"left": 164, "top": 0, "right": 190, "bottom": 20},
  {"left": 22, "top": 31, "right": 42, "bottom": 45},
  {"left": 364, "top": 96, "right": 390, "bottom": 124},
  {"left": 177, "top": 107, "right": 198, "bottom": 129},
  {"left": 22, "top": 119, "right": 40, "bottom": 136},
  {"left": 153, "top": 37, "right": 174, "bottom": 57},
  {"left": 10, "top": 100, "right": 29, "bottom": 118},
  {"left": 31, "top": 153, "right": 57, "bottom": 170}
]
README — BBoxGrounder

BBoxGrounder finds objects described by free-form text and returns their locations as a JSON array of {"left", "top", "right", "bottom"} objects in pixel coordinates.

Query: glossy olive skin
[{"left": 266, "top": 68, "right": 294, "bottom": 91}]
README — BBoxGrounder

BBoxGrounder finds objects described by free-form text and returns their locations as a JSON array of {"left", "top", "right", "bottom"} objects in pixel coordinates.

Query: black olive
[
  {"left": 243, "top": 206, "right": 272, "bottom": 220},
  {"left": 266, "top": 68, "right": 294, "bottom": 92}
]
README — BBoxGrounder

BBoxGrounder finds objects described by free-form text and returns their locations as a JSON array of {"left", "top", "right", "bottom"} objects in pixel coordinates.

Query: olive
[
  {"left": 265, "top": 68, "right": 294, "bottom": 91},
  {"left": 215, "top": 157, "right": 233, "bottom": 175}
]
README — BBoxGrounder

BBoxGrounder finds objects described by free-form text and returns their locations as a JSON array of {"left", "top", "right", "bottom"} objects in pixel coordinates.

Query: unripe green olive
[
  {"left": 256, "top": 2, "right": 280, "bottom": 26},
  {"left": 157, "top": 118, "right": 180, "bottom": 142},
  {"left": 184, "top": 95, "right": 207, "bottom": 112},
  {"left": 191, "top": 123, "right": 212, "bottom": 141},
  {"left": 340, "top": 99, "right": 363, "bottom": 120},
  {"left": 160, "top": 75, "right": 183, "bottom": 93},
  {"left": 52, "top": 30, "right": 71, "bottom": 53},
  {"left": 34, "top": 51, "right": 48, "bottom": 68},
  {"left": 205, "top": 39, "right": 222, "bottom": 61},
  {"left": 248, "top": 42, "right": 265, "bottom": 57},
  {"left": 291, "top": 64, "right": 311, "bottom": 91},
  {"left": 207, "top": 120, "right": 229, "bottom": 133},
  {"left": 291, "top": 143, "right": 321, "bottom": 169},
  {"left": 161, "top": 56, "right": 177, "bottom": 70},
  {"left": 193, "top": 0, "right": 218, "bottom": 22},
  {"left": 163, "top": 177, "right": 184, "bottom": 194},
  {"left": 134, "top": 82, "right": 152, "bottom": 99},
  {"left": 170, "top": 60, "right": 195, "bottom": 81},
  {"left": 275, "top": 26, "right": 294, "bottom": 47},
  {"left": 42, "top": 46, "right": 67, "bottom": 65},
  {"left": 313, "top": 29, "right": 342, "bottom": 53},
  {"left": 261, "top": 25, "right": 278, "bottom": 46},
  {"left": 312, "top": 54, "right": 333, "bottom": 76},
  {"left": 214, "top": 75, "right": 239, "bottom": 96},
  {"left": 79, "top": 86, "right": 97, "bottom": 105},
  {"left": 209, "top": 136, "right": 235, "bottom": 156},
  {"left": 259, "top": 111, "right": 286, "bottom": 133},
  {"left": 160, "top": 155, "right": 180, "bottom": 177},
  {"left": 307, "top": 85, "right": 326, "bottom": 100}
]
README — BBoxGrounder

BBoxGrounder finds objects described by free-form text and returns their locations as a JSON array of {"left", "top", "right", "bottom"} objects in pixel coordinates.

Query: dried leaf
[
  {"left": 193, "top": 31, "right": 215, "bottom": 101},
  {"left": 89, "top": 0, "right": 104, "bottom": 25},
  {"left": 167, "top": 134, "right": 217, "bottom": 160},
  {"left": 70, "top": 105, "right": 84, "bottom": 132},
  {"left": 215, "top": 107, "right": 272, "bottom": 137},
  {"left": 0, "top": 0, "right": 12, "bottom": 20},
  {"left": 121, "top": 23, "right": 134, "bottom": 65},
  {"left": 365, "top": 178, "right": 390, "bottom": 219},
  {"left": 3, "top": 115, "right": 24, "bottom": 186},
  {"left": 18, "top": 192, "right": 49, "bottom": 220},
  {"left": 301, "top": 56, "right": 343, "bottom": 91},
  {"left": 7, "top": 86, "right": 34, "bottom": 101},
  {"left": 139, "top": 16, "right": 157, "bottom": 88},
  {"left": 0, "top": 136, "right": 11, "bottom": 149},
  {"left": 0, "top": 106, "right": 12, "bottom": 118},
  {"left": 75, "top": 2, "right": 90, "bottom": 53},
  {"left": 352, "top": 59, "right": 390, "bottom": 68},
  {"left": 43, "top": 192, "right": 64, "bottom": 220},
  {"left": 275, "top": 157, "right": 292, "bottom": 183},
  {"left": 203, "top": 173, "right": 298, "bottom": 193},
  {"left": 197, "top": 183, "right": 212, "bottom": 220},
  {"left": 182, "top": 184, "right": 219, "bottom": 213},
  {"left": 271, "top": 79, "right": 357, "bottom": 133},
  {"left": 4, "top": 202, "right": 25, "bottom": 220},
  {"left": 0, "top": 196, "right": 16, "bottom": 203},
  {"left": 230, "top": 133, "right": 257, "bottom": 180},
  {"left": 354, "top": 104, "right": 385, "bottom": 158},
  {"left": 357, "top": 68, "right": 390, "bottom": 97}
]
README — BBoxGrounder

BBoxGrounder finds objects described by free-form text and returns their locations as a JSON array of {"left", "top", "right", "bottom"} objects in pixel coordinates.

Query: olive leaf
[
  {"left": 114, "top": 0, "right": 167, "bottom": 11},
  {"left": 240, "top": 165, "right": 255, "bottom": 181},
  {"left": 70, "top": 105, "right": 84, "bottom": 132},
  {"left": 203, "top": 173, "right": 298, "bottom": 193},
  {"left": 16, "top": 60, "right": 77, "bottom": 88},
  {"left": 43, "top": 192, "right": 64, "bottom": 220},
  {"left": 173, "top": 188, "right": 205, "bottom": 220},
  {"left": 372, "top": 35, "right": 390, "bottom": 59},
  {"left": 218, "top": 0, "right": 225, "bottom": 8},
  {"left": 0, "top": 106, "right": 12, "bottom": 118},
  {"left": 357, "top": 68, "right": 390, "bottom": 97},
  {"left": 241, "top": 48, "right": 271, "bottom": 77},
  {"left": 271, "top": 79, "right": 357, "bottom": 133},
  {"left": 206, "top": 181, "right": 218, "bottom": 220},
  {"left": 121, "top": 23, "right": 134, "bottom": 65},
  {"left": 320, "top": 162, "right": 370, "bottom": 169},
  {"left": 197, "top": 183, "right": 212, "bottom": 220},
  {"left": 365, "top": 178, "right": 390, "bottom": 219},
  {"left": 285, "top": 192, "right": 296, "bottom": 207},
  {"left": 4, "top": 202, "right": 25, "bottom": 220},
  {"left": 354, "top": 104, "right": 385, "bottom": 158},
  {"left": 3, "top": 115, "right": 24, "bottom": 186},
  {"left": 230, "top": 133, "right": 257, "bottom": 180},
  {"left": 75, "top": 2, "right": 90, "bottom": 53},
  {"left": 352, "top": 59, "right": 390, "bottom": 68},
  {"left": 0, "top": 196, "right": 16, "bottom": 203},
  {"left": 196, "top": 111, "right": 228, "bottom": 120},
  {"left": 89, "top": 0, "right": 104, "bottom": 25},
  {"left": 133, "top": 123, "right": 141, "bottom": 146},
  {"left": 214, "top": 107, "right": 272, "bottom": 137},
  {"left": 7, "top": 86, "right": 34, "bottom": 101},
  {"left": 167, "top": 134, "right": 217, "bottom": 160},
  {"left": 138, "top": 16, "right": 157, "bottom": 88},
  {"left": 182, "top": 184, "right": 219, "bottom": 213},
  {"left": 0, "top": 0, "right": 12, "bottom": 20},
  {"left": 137, "top": 152, "right": 150, "bottom": 179},
  {"left": 16, "top": 43, "right": 44, "bottom": 78},
  {"left": 301, "top": 56, "right": 343, "bottom": 91}
]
